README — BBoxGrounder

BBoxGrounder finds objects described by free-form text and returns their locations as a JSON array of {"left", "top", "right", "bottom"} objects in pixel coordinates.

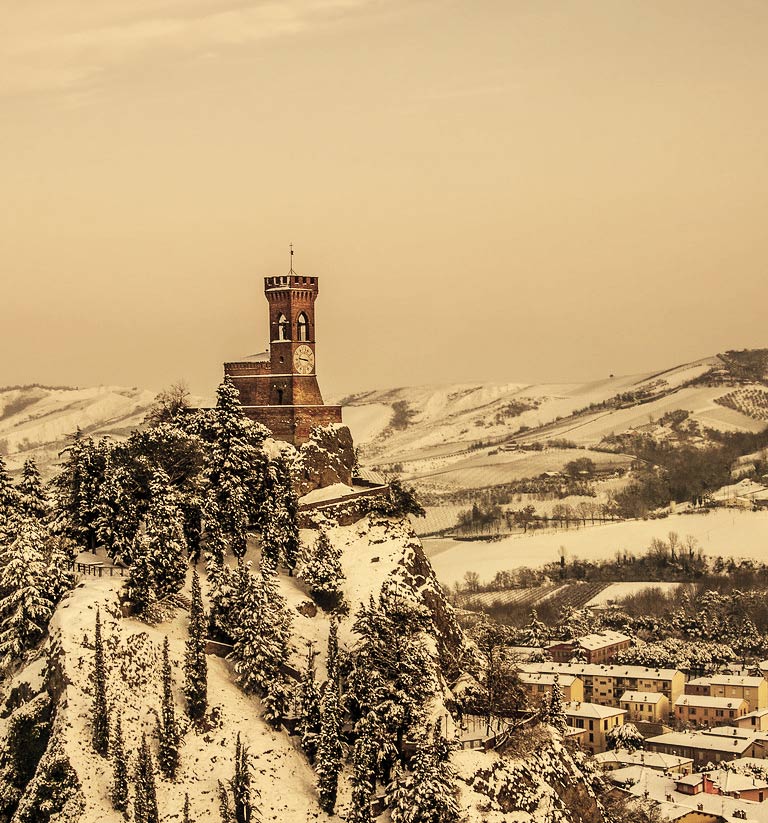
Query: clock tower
[{"left": 223, "top": 265, "right": 343, "bottom": 446}]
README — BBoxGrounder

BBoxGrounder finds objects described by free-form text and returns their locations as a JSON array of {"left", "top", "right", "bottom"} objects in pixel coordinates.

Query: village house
[
  {"left": 685, "top": 675, "right": 768, "bottom": 711},
  {"left": 607, "top": 765, "right": 768, "bottom": 823},
  {"left": 674, "top": 770, "right": 768, "bottom": 803},
  {"left": 620, "top": 690, "right": 670, "bottom": 724},
  {"left": 519, "top": 662, "right": 685, "bottom": 708},
  {"left": 736, "top": 709, "right": 768, "bottom": 732},
  {"left": 593, "top": 748, "right": 693, "bottom": 775},
  {"left": 548, "top": 630, "right": 631, "bottom": 664},
  {"left": 518, "top": 672, "right": 584, "bottom": 705},
  {"left": 646, "top": 726, "right": 768, "bottom": 767},
  {"left": 674, "top": 695, "right": 749, "bottom": 728},
  {"left": 562, "top": 701, "right": 625, "bottom": 755}
]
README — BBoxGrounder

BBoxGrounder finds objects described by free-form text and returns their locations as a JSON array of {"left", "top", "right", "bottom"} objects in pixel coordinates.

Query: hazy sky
[{"left": 2, "top": 1, "right": 767, "bottom": 399}]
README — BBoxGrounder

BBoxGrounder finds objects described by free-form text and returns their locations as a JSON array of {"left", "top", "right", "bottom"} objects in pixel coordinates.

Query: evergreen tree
[
  {"left": 127, "top": 531, "right": 157, "bottom": 615},
  {"left": 606, "top": 722, "right": 645, "bottom": 753},
  {"left": 388, "top": 725, "right": 459, "bottom": 823},
  {"left": 298, "top": 530, "right": 345, "bottom": 611},
  {"left": 133, "top": 733, "right": 159, "bottom": 823},
  {"left": 547, "top": 674, "right": 568, "bottom": 736},
  {"left": 0, "top": 454, "right": 19, "bottom": 534},
  {"left": 199, "top": 379, "right": 268, "bottom": 559},
  {"left": 736, "top": 616, "right": 762, "bottom": 662},
  {"left": 158, "top": 636, "right": 180, "bottom": 779},
  {"left": 298, "top": 642, "right": 321, "bottom": 763},
  {"left": 0, "top": 516, "right": 55, "bottom": 665},
  {"left": 110, "top": 714, "right": 129, "bottom": 814},
  {"left": 327, "top": 618, "right": 339, "bottom": 684},
  {"left": 261, "top": 454, "right": 299, "bottom": 574},
  {"left": 144, "top": 471, "right": 188, "bottom": 598},
  {"left": 521, "top": 608, "right": 548, "bottom": 647},
  {"left": 92, "top": 608, "right": 110, "bottom": 756},
  {"left": 184, "top": 568, "right": 208, "bottom": 721},
  {"left": 347, "top": 582, "right": 433, "bottom": 757},
  {"left": 232, "top": 562, "right": 292, "bottom": 726},
  {"left": 50, "top": 429, "right": 108, "bottom": 550},
  {"left": 219, "top": 734, "right": 256, "bottom": 823},
  {"left": 348, "top": 714, "right": 380, "bottom": 823},
  {"left": 16, "top": 458, "right": 48, "bottom": 521},
  {"left": 95, "top": 462, "right": 140, "bottom": 565},
  {"left": 44, "top": 534, "right": 77, "bottom": 606},
  {"left": 317, "top": 625, "right": 343, "bottom": 814}
]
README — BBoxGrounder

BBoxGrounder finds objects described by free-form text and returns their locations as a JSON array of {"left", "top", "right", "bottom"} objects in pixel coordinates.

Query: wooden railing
[{"left": 66, "top": 560, "right": 126, "bottom": 578}]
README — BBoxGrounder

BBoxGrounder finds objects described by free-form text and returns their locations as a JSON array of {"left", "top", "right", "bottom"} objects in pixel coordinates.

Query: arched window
[
  {"left": 297, "top": 312, "right": 310, "bottom": 341},
  {"left": 296, "top": 312, "right": 309, "bottom": 340},
  {"left": 277, "top": 313, "right": 290, "bottom": 341}
]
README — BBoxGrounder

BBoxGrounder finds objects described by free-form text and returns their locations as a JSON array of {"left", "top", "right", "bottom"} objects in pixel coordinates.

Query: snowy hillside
[
  {"left": 0, "top": 513, "right": 612, "bottom": 823},
  {"left": 1, "top": 514, "right": 461, "bottom": 822},
  {"left": 0, "top": 386, "right": 158, "bottom": 476},
  {"left": 342, "top": 355, "right": 766, "bottom": 486}
]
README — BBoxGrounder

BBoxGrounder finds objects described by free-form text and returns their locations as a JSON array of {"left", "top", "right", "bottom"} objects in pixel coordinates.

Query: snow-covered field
[
  {"left": 424, "top": 509, "right": 768, "bottom": 587},
  {"left": 583, "top": 581, "right": 683, "bottom": 607}
]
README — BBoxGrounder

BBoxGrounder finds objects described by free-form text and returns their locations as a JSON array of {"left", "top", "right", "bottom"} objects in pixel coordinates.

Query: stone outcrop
[{"left": 293, "top": 424, "right": 355, "bottom": 496}]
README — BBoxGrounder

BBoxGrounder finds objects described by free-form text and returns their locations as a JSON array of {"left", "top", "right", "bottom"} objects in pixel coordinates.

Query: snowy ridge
[
  {"left": 0, "top": 386, "right": 158, "bottom": 475},
  {"left": 341, "top": 355, "right": 763, "bottom": 483}
]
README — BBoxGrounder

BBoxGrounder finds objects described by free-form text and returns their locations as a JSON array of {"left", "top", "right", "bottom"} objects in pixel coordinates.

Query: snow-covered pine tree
[
  {"left": 133, "top": 733, "right": 159, "bottom": 823},
  {"left": 347, "top": 582, "right": 433, "bottom": 758},
  {"left": 327, "top": 618, "right": 339, "bottom": 684},
  {"left": 521, "top": 608, "right": 548, "bottom": 647},
  {"left": 388, "top": 725, "right": 460, "bottom": 823},
  {"left": 199, "top": 379, "right": 268, "bottom": 559},
  {"left": 260, "top": 454, "right": 299, "bottom": 575},
  {"left": 16, "top": 458, "right": 48, "bottom": 521},
  {"left": 158, "top": 636, "right": 180, "bottom": 779},
  {"left": 233, "top": 733, "right": 255, "bottom": 823},
  {"left": 183, "top": 568, "right": 208, "bottom": 722},
  {"left": 232, "top": 561, "right": 292, "bottom": 727},
  {"left": 143, "top": 471, "right": 188, "bottom": 599},
  {"left": 298, "top": 642, "right": 321, "bottom": 763},
  {"left": 49, "top": 429, "right": 108, "bottom": 551},
  {"left": 606, "top": 722, "right": 645, "bottom": 753},
  {"left": 44, "top": 534, "right": 77, "bottom": 606},
  {"left": 110, "top": 713, "right": 129, "bottom": 813},
  {"left": 92, "top": 607, "right": 110, "bottom": 756},
  {"left": 0, "top": 455, "right": 19, "bottom": 535},
  {"left": 547, "top": 674, "right": 568, "bottom": 735},
  {"left": 219, "top": 733, "right": 256, "bottom": 823},
  {"left": 316, "top": 624, "right": 344, "bottom": 814},
  {"left": 95, "top": 462, "right": 140, "bottom": 565},
  {"left": 128, "top": 531, "right": 157, "bottom": 615},
  {"left": 736, "top": 616, "right": 762, "bottom": 662},
  {"left": 298, "top": 530, "right": 345, "bottom": 611},
  {"left": 201, "top": 496, "right": 227, "bottom": 567},
  {"left": 348, "top": 714, "right": 380, "bottom": 823},
  {"left": 218, "top": 780, "right": 235, "bottom": 823},
  {"left": 0, "top": 516, "right": 55, "bottom": 666}
]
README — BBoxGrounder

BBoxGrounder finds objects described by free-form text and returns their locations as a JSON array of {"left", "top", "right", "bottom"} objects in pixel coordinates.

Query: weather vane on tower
[{"left": 289, "top": 243, "right": 295, "bottom": 274}]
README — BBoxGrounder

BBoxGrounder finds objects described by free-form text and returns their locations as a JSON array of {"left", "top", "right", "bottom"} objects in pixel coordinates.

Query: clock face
[{"left": 293, "top": 345, "right": 315, "bottom": 375}]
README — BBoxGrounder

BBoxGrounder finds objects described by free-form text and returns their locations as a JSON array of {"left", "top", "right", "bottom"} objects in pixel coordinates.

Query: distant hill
[
  {"left": 341, "top": 352, "right": 768, "bottom": 494},
  {"left": 0, "top": 385, "right": 159, "bottom": 475},
  {"left": 3, "top": 349, "right": 765, "bottom": 485}
]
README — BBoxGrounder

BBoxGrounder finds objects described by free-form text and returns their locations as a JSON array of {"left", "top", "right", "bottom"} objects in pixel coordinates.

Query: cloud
[{"left": 0, "top": 0, "right": 377, "bottom": 96}]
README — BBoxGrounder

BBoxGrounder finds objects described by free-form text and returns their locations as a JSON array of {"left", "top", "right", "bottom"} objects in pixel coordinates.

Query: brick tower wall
[{"left": 241, "top": 405, "right": 343, "bottom": 445}]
